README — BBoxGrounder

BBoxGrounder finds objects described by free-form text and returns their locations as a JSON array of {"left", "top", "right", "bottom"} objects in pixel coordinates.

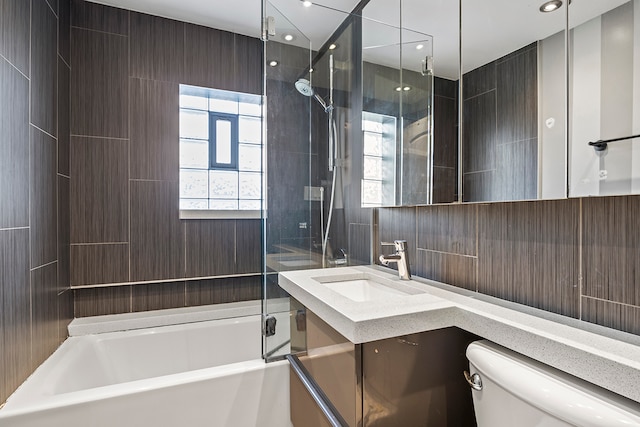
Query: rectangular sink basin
[{"left": 311, "top": 273, "right": 425, "bottom": 302}]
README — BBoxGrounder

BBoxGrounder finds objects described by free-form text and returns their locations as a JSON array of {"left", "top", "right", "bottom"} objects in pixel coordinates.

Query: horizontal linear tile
[
  {"left": 414, "top": 249, "right": 476, "bottom": 291},
  {"left": 58, "top": 176, "right": 70, "bottom": 290},
  {"left": 417, "top": 204, "right": 476, "bottom": 256},
  {"left": 70, "top": 137, "right": 128, "bottom": 243},
  {"left": 70, "top": 27, "right": 128, "bottom": 138},
  {"left": 377, "top": 207, "right": 416, "bottom": 256},
  {"left": 186, "top": 276, "right": 261, "bottom": 307},
  {"left": 70, "top": 243, "right": 129, "bottom": 286},
  {"left": 233, "top": 34, "right": 263, "bottom": 95},
  {"left": 132, "top": 281, "right": 185, "bottom": 312},
  {"left": 349, "top": 223, "right": 371, "bottom": 266},
  {"left": 185, "top": 220, "right": 236, "bottom": 278},
  {"left": 432, "top": 167, "right": 457, "bottom": 204},
  {"left": 130, "top": 181, "right": 185, "bottom": 282},
  {"left": 58, "top": 289, "right": 74, "bottom": 344},
  {"left": 71, "top": 0, "right": 129, "bottom": 35},
  {"left": 30, "top": 127, "right": 58, "bottom": 268},
  {"left": 0, "top": 0, "right": 30, "bottom": 76},
  {"left": 58, "top": 58, "right": 71, "bottom": 175},
  {"left": 31, "top": 262, "right": 59, "bottom": 368},
  {"left": 0, "top": 58, "right": 29, "bottom": 229},
  {"left": 463, "top": 170, "right": 495, "bottom": 203},
  {"left": 478, "top": 199, "right": 580, "bottom": 318},
  {"left": 184, "top": 24, "right": 235, "bottom": 90},
  {"left": 494, "top": 138, "right": 537, "bottom": 201},
  {"left": 130, "top": 78, "right": 179, "bottom": 181},
  {"left": 130, "top": 12, "right": 184, "bottom": 82},
  {"left": 0, "top": 228, "right": 30, "bottom": 402},
  {"left": 463, "top": 90, "right": 496, "bottom": 173},
  {"left": 59, "top": 0, "right": 71, "bottom": 64},
  {"left": 581, "top": 297, "right": 640, "bottom": 336},
  {"left": 31, "top": 0, "right": 58, "bottom": 137},
  {"left": 582, "top": 195, "right": 640, "bottom": 306},
  {"left": 74, "top": 285, "right": 131, "bottom": 317}
]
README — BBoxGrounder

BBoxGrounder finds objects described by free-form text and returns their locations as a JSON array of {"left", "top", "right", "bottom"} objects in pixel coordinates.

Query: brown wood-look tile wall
[
  {"left": 70, "top": 137, "right": 128, "bottom": 243},
  {"left": 378, "top": 195, "right": 640, "bottom": 337},
  {"left": 0, "top": 0, "right": 71, "bottom": 404},
  {"left": 462, "top": 43, "right": 538, "bottom": 202},
  {"left": 68, "top": 1, "right": 264, "bottom": 316}
]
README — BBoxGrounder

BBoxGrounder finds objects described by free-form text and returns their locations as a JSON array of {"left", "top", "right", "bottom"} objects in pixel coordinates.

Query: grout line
[
  {"left": 69, "top": 134, "right": 129, "bottom": 141},
  {"left": 475, "top": 204, "right": 479, "bottom": 293},
  {"left": 415, "top": 247, "right": 478, "bottom": 259},
  {"left": 31, "top": 123, "right": 57, "bottom": 141},
  {"left": 28, "top": 0, "right": 34, "bottom": 368},
  {"left": 582, "top": 295, "right": 640, "bottom": 310},
  {"left": 463, "top": 87, "right": 496, "bottom": 101},
  {"left": 57, "top": 172, "right": 70, "bottom": 179},
  {"left": 70, "top": 25, "right": 127, "bottom": 38},
  {"left": 30, "top": 260, "right": 58, "bottom": 272},
  {"left": 0, "top": 52, "right": 29, "bottom": 80},
  {"left": 0, "top": 226, "right": 30, "bottom": 232},
  {"left": 58, "top": 52, "right": 70, "bottom": 70},
  {"left": 44, "top": 0, "right": 58, "bottom": 19},
  {"left": 70, "top": 272, "right": 263, "bottom": 289},
  {"left": 70, "top": 242, "right": 129, "bottom": 246}
]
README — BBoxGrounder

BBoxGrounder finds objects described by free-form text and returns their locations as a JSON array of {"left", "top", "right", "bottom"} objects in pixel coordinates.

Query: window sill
[{"left": 180, "top": 209, "right": 264, "bottom": 220}]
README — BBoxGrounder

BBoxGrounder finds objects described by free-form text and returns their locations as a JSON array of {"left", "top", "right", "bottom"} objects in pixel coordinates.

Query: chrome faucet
[{"left": 379, "top": 240, "right": 411, "bottom": 280}]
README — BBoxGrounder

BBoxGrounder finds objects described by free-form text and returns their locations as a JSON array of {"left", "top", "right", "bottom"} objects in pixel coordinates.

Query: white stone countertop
[{"left": 279, "top": 265, "right": 640, "bottom": 404}]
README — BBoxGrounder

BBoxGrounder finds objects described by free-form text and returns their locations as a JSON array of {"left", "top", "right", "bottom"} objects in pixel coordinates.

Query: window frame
[{"left": 209, "top": 112, "right": 239, "bottom": 170}]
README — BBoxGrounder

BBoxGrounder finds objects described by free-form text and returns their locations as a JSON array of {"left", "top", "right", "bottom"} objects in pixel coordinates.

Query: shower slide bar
[
  {"left": 285, "top": 354, "right": 349, "bottom": 427},
  {"left": 588, "top": 134, "right": 640, "bottom": 151}
]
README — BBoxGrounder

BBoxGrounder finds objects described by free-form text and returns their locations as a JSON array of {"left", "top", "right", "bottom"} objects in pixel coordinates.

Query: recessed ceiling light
[
  {"left": 284, "top": 34, "right": 294, "bottom": 42},
  {"left": 403, "top": 86, "right": 411, "bottom": 91},
  {"left": 269, "top": 60, "right": 278, "bottom": 67},
  {"left": 416, "top": 44, "right": 424, "bottom": 50},
  {"left": 302, "top": 0, "right": 312, "bottom": 7},
  {"left": 395, "top": 86, "right": 402, "bottom": 92},
  {"left": 539, "top": 0, "right": 562, "bottom": 12},
  {"left": 329, "top": 43, "right": 338, "bottom": 50}
]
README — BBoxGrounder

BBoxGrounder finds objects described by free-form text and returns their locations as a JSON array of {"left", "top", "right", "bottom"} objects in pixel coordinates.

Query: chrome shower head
[
  {"left": 295, "top": 78, "right": 330, "bottom": 111},
  {"left": 295, "top": 79, "right": 314, "bottom": 97}
]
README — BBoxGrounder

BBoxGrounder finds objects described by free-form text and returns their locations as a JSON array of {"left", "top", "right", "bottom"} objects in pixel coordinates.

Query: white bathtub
[{"left": 0, "top": 306, "right": 292, "bottom": 427}]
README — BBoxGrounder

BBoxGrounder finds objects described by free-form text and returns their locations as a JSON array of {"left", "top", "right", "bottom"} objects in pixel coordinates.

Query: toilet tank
[{"left": 466, "top": 340, "right": 640, "bottom": 427}]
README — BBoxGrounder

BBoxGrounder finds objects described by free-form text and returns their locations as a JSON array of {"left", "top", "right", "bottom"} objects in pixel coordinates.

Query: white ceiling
[{"left": 94, "top": 0, "right": 631, "bottom": 80}]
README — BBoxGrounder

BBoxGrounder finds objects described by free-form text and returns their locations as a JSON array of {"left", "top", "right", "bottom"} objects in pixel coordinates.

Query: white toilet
[{"left": 466, "top": 340, "right": 640, "bottom": 427}]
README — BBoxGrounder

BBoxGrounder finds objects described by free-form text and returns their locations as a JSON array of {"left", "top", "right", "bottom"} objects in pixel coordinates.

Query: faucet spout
[{"left": 379, "top": 240, "right": 411, "bottom": 280}]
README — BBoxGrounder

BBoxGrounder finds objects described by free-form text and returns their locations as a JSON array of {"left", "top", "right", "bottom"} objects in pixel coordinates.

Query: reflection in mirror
[
  {"left": 462, "top": 0, "right": 567, "bottom": 202},
  {"left": 361, "top": 0, "right": 459, "bottom": 206},
  {"left": 569, "top": 0, "right": 640, "bottom": 197}
]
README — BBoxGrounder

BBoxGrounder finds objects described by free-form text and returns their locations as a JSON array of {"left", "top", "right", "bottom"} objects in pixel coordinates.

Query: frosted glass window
[
  {"left": 210, "top": 199, "right": 239, "bottom": 210},
  {"left": 180, "top": 110, "right": 208, "bottom": 140},
  {"left": 239, "top": 116, "right": 262, "bottom": 143},
  {"left": 216, "top": 120, "right": 232, "bottom": 164},
  {"left": 209, "top": 98, "right": 238, "bottom": 114},
  {"left": 180, "top": 95, "right": 208, "bottom": 110},
  {"left": 239, "top": 172, "right": 261, "bottom": 199},
  {"left": 239, "top": 199, "right": 261, "bottom": 210},
  {"left": 179, "top": 84, "right": 264, "bottom": 215},
  {"left": 180, "top": 199, "right": 209, "bottom": 210},
  {"left": 362, "top": 180, "right": 382, "bottom": 205},
  {"left": 364, "top": 156, "right": 382, "bottom": 180},
  {"left": 239, "top": 102, "right": 261, "bottom": 117},
  {"left": 180, "top": 170, "right": 209, "bottom": 198},
  {"left": 180, "top": 139, "right": 208, "bottom": 169},
  {"left": 363, "top": 119, "right": 383, "bottom": 133},
  {"left": 364, "top": 132, "right": 383, "bottom": 156},
  {"left": 239, "top": 144, "right": 261, "bottom": 172},
  {"left": 209, "top": 170, "right": 238, "bottom": 199}
]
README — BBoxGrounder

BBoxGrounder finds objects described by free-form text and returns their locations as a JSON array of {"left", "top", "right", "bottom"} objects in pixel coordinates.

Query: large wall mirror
[
  {"left": 569, "top": 0, "right": 640, "bottom": 198},
  {"left": 461, "top": 0, "right": 567, "bottom": 203},
  {"left": 360, "top": 0, "right": 460, "bottom": 207}
]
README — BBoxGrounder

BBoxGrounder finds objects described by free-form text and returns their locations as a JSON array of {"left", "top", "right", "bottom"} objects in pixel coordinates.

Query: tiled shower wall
[
  {"left": 69, "top": 0, "right": 263, "bottom": 316},
  {"left": 378, "top": 195, "right": 640, "bottom": 336},
  {"left": 0, "top": 0, "right": 72, "bottom": 403}
]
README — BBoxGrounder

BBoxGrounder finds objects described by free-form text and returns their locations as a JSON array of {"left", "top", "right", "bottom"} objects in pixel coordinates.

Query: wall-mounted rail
[{"left": 588, "top": 134, "right": 640, "bottom": 151}]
